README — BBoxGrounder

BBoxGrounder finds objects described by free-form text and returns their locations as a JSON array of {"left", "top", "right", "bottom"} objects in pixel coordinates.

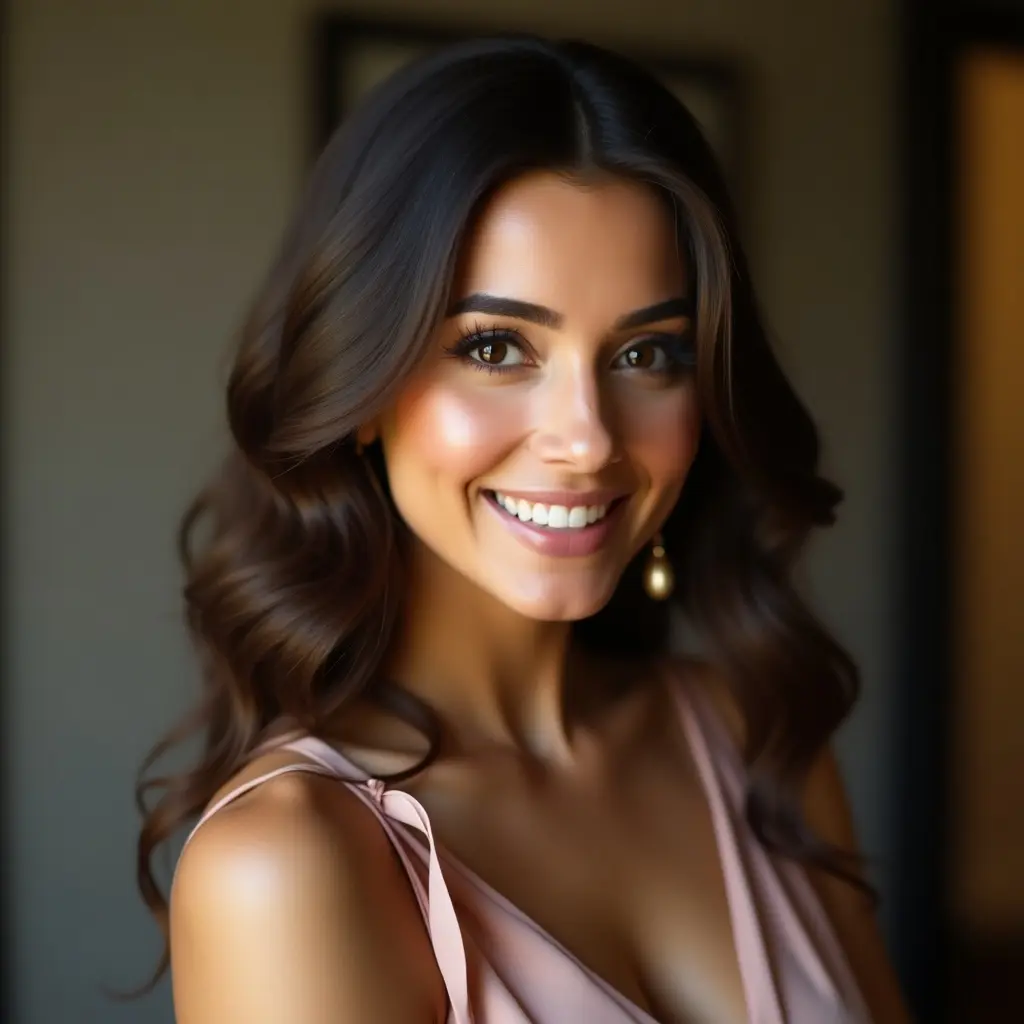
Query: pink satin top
[{"left": 182, "top": 677, "right": 872, "bottom": 1023}]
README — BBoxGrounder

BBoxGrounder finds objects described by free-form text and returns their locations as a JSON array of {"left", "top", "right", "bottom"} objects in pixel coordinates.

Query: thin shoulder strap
[
  {"left": 677, "top": 694, "right": 871, "bottom": 1017},
  {"left": 670, "top": 680, "right": 786, "bottom": 1024},
  {"left": 180, "top": 749, "right": 475, "bottom": 1024},
  {"left": 372, "top": 783, "right": 473, "bottom": 1024}
]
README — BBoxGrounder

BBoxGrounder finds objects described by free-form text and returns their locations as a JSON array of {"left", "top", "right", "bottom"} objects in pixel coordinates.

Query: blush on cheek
[
  {"left": 632, "top": 391, "right": 701, "bottom": 471},
  {"left": 391, "top": 384, "right": 523, "bottom": 481},
  {"left": 432, "top": 393, "right": 488, "bottom": 451}
]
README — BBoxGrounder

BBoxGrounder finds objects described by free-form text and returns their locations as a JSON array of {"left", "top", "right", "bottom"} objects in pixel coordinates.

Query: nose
[{"left": 529, "top": 359, "right": 618, "bottom": 471}]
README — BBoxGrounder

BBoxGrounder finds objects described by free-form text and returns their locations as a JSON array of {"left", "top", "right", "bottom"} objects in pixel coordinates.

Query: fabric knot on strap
[{"left": 372, "top": 784, "right": 475, "bottom": 1024}]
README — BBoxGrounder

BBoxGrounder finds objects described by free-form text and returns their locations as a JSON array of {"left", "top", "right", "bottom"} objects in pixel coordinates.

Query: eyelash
[{"left": 443, "top": 323, "right": 697, "bottom": 376}]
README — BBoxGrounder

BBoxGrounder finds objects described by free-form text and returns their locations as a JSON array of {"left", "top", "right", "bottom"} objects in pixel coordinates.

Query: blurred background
[{"left": 1, "top": 0, "right": 1021, "bottom": 1021}]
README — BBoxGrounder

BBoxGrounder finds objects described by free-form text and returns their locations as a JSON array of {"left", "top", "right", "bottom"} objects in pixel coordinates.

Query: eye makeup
[{"left": 443, "top": 323, "right": 696, "bottom": 377}]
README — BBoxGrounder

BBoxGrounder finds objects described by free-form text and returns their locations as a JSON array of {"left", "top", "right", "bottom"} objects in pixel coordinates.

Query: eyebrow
[{"left": 448, "top": 294, "right": 693, "bottom": 330}]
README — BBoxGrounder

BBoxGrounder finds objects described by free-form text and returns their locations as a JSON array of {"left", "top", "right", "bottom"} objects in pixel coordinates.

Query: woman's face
[{"left": 376, "top": 171, "right": 701, "bottom": 622}]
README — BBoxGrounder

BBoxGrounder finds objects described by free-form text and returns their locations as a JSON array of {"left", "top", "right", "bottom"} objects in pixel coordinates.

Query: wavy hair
[{"left": 135, "top": 33, "right": 865, "bottom": 985}]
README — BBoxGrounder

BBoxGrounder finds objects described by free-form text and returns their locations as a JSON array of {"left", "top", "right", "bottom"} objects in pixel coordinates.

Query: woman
[{"left": 137, "top": 34, "right": 909, "bottom": 1023}]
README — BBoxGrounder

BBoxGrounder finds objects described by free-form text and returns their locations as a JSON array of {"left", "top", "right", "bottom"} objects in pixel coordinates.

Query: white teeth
[
  {"left": 547, "top": 505, "right": 569, "bottom": 529},
  {"left": 568, "top": 506, "right": 588, "bottom": 528},
  {"left": 492, "top": 492, "right": 613, "bottom": 530}
]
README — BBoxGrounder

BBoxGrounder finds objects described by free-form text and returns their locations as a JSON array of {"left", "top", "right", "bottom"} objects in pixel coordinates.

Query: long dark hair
[{"left": 136, "top": 33, "right": 864, "bottom": 984}]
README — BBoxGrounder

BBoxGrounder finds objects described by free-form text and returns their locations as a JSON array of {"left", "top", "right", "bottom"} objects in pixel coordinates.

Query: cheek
[
  {"left": 384, "top": 382, "right": 520, "bottom": 501},
  {"left": 623, "top": 384, "right": 702, "bottom": 483}
]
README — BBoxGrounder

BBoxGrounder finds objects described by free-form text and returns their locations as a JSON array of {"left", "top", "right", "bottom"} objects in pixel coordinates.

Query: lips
[{"left": 483, "top": 490, "right": 628, "bottom": 558}]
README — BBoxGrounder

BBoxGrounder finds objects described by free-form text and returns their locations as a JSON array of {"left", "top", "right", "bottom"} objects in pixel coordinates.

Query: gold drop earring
[{"left": 643, "top": 532, "right": 675, "bottom": 601}]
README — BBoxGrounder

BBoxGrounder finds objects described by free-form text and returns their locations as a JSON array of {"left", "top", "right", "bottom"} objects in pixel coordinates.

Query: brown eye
[
  {"left": 449, "top": 328, "right": 529, "bottom": 371},
  {"left": 478, "top": 340, "right": 508, "bottom": 364},
  {"left": 612, "top": 335, "right": 693, "bottom": 374},
  {"left": 623, "top": 345, "right": 655, "bottom": 369}
]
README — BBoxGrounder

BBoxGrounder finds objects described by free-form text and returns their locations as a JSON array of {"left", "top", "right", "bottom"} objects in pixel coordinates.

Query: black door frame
[{"left": 896, "top": 2, "right": 1024, "bottom": 1019}]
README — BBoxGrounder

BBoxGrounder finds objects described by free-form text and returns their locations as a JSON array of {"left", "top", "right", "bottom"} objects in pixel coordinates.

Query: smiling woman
[
  {"left": 135, "top": 34, "right": 909, "bottom": 1024},
  {"left": 376, "top": 173, "right": 700, "bottom": 620}
]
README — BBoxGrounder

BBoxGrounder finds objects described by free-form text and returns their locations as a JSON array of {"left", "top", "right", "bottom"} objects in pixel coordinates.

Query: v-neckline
[
  {"left": 426, "top": 830, "right": 665, "bottom": 1022},
  {"left": 278, "top": 671, "right": 781, "bottom": 1024}
]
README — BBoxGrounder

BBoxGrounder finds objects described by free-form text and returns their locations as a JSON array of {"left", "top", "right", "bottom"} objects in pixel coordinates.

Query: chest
[{"left": 412, "top": 750, "right": 750, "bottom": 1024}]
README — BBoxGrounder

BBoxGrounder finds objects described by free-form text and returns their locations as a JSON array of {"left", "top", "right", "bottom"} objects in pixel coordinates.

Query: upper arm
[
  {"left": 803, "top": 749, "right": 912, "bottom": 1024},
  {"left": 170, "top": 772, "right": 443, "bottom": 1024}
]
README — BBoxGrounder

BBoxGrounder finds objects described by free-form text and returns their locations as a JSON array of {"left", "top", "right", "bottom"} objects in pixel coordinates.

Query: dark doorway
[{"left": 897, "top": 2, "right": 1024, "bottom": 1020}]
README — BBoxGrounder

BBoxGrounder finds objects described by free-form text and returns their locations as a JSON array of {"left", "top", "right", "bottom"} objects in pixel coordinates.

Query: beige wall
[
  {"left": 2, "top": 1, "right": 897, "bottom": 1020},
  {"left": 954, "top": 49, "right": 1024, "bottom": 934}
]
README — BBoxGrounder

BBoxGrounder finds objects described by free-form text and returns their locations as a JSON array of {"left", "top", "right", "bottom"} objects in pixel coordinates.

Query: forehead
[{"left": 453, "top": 172, "right": 686, "bottom": 316}]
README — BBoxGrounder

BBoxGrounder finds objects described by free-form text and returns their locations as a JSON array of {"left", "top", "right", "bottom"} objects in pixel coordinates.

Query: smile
[
  {"left": 483, "top": 489, "right": 628, "bottom": 558},
  {"left": 491, "top": 491, "right": 610, "bottom": 530}
]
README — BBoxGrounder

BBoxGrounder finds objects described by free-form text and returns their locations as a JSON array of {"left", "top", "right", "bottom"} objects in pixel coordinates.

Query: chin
[{"left": 494, "top": 577, "right": 618, "bottom": 623}]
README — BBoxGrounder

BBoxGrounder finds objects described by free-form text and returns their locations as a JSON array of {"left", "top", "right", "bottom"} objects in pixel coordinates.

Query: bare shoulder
[{"left": 170, "top": 752, "right": 444, "bottom": 1024}]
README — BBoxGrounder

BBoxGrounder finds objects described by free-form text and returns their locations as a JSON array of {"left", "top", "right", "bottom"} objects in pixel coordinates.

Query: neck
[{"left": 381, "top": 542, "right": 599, "bottom": 764}]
